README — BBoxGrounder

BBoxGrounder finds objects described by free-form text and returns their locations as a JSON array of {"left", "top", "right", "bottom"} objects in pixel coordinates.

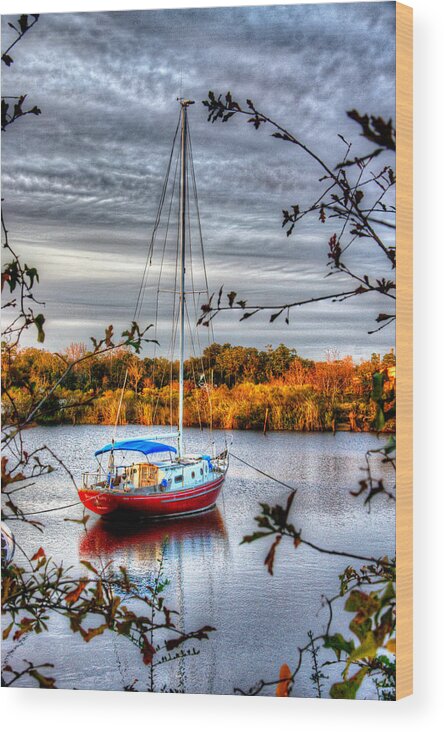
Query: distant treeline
[{"left": 2, "top": 342, "right": 396, "bottom": 432}]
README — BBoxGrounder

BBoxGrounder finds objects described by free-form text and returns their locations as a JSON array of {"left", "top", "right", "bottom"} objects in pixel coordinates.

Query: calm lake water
[{"left": 3, "top": 426, "right": 395, "bottom": 698}]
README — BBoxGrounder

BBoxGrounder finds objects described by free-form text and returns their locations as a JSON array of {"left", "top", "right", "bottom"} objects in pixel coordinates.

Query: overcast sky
[{"left": 1, "top": 2, "right": 396, "bottom": 360}]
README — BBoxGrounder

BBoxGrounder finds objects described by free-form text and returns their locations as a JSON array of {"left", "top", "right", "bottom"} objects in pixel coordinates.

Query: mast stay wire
[
  {"left": 187, "top": 124, "right": 215, "bottom": 345},
  {"left": 186, "top": 126, "right": 214, "bottom": 432},
  {"left": 113, "top": 368, "right": 128, "bottom": 441},
  {"left": 149, "top": 140, "right": 181, "bottom": 417},
  {"left": 136, "top": 117, "right": 180, "bottom": 424},
  {"left": 151, "top": 176, "right": 182, "bottom": 427},
  {"left": 151, "top": 140, "right": 181, "bottom": 348},
  {"left": 185, "top": 299, "right": 203, "bottom": 431},
  {"left": 133, "top": 113, "right": 181, "bottom": 323}
]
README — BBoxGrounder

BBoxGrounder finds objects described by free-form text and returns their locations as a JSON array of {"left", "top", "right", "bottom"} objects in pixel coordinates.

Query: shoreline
[{"left": 13, "top": 421, "right": 395, "bottom": 435}]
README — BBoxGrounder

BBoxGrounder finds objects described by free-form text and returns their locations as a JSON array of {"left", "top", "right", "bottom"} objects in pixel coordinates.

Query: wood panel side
[{"left": 395, "top": 1, "right": 413, "bottom": 701}]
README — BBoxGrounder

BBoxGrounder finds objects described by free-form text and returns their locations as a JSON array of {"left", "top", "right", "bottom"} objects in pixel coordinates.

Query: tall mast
[{"left": 178, "top": 99, "right": 194, "bottom": 458}]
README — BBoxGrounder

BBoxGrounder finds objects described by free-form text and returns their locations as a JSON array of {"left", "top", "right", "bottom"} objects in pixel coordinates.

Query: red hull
[{"left": 78, "top": 474, "right": 225, "bottom": 517}]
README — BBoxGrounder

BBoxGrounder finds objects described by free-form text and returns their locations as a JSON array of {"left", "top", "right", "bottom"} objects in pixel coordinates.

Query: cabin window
[
  {"left": 174, "top": 475, "right": 183, "bottom": 483},
  {"left": 200, "top": 468, "right": 203, "bottom": 475},
  {"left": 191, "top": 471, "right": 195, "bottom": 479}
]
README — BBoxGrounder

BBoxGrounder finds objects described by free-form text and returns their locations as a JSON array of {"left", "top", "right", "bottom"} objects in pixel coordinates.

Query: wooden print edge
[{"left": 395, "top": 1, "right": 413, "bottom": 701}]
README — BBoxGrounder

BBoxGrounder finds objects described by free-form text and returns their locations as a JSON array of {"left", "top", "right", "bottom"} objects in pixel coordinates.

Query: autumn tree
[{"left": 127, "top": 355, "right": 145, "bottom": 395}]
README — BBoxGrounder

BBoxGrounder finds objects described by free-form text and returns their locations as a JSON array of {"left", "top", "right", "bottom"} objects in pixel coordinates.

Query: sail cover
[{"left": 95, "top": 438, "right": 177, "bottom": 457}]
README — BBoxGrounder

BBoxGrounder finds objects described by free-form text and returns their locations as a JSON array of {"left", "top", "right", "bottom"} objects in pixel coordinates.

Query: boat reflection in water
[
  {"left": 79, "top": 506, "right": 228, "bottom": 568},
  {"left": 79, "top": 507, "right": 228, "bottom": 693}
]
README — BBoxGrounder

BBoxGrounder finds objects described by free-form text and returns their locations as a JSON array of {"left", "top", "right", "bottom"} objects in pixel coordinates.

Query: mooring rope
[
  {"left": 8, "top": 500, "right": 83, "bottom": 518},
  {"left": 230, "top": 452, "right": 296, "bottom": 492}
]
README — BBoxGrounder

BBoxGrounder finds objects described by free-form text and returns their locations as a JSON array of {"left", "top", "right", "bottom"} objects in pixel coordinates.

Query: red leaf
[
  {"left": 264, "top": 535, "right": 282, "bottom": 576},
  {"left": 142, "top": 637, "right": 156, "bottom": 665},
  {"left": 31, "top": 547, "right": 45, "bottom": 562},
  {"left": 65, "top": 580, "right": 87, "bottom": 605}
]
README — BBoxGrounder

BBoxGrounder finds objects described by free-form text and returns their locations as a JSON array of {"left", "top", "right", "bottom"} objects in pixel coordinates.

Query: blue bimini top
[{"left": 95, "top": 438, "right": 177, "bottom": 458}]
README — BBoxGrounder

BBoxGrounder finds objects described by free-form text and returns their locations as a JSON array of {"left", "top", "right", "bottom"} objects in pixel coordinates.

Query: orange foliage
[{"left": 276, "top": 663, "right": 292, "bottom": 697}]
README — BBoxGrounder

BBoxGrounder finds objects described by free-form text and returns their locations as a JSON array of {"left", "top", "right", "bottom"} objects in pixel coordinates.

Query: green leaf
[
  {"left": 34, "top": 313, "right": 45, "bottom": 343},
  {"left": 29, "top": 668, "right": 56, "bottom": 689},
  {"left": 329, "top": 668, "right": 368, "bottom": 699},
  {"left": 372, "top": 371, "right": 384, "bottom": 400},
  {"left": 345, "top": 590, "right": 380, "bottom": 616},
  {"left": 374, "top": 405, "right": 386, "bottom": 432},
  {"left": 382, "top": 435, "right": 396, "bottom": 454},
  {"left": 24, "top": 265, "right": 39, "bottom": 288},
  {"left": 324, "top": 633, "right": 355, "bottom": 660},
  {"left": 349, "top": 616, "right": 372, "bottom": 642},
  {"left": 380, "top": 581, "right": 396, "bottom": 607},
  {"left": 2, "top": 621, "right": 14, "bottom": 640},
  {"left": 345, "top": 630, "right": 378, "bottom": 674}
]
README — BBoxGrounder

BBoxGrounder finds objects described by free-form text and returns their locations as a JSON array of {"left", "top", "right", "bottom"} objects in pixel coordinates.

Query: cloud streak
[{"left": 1, "top": 2, "right": 396, "bottom": 359}]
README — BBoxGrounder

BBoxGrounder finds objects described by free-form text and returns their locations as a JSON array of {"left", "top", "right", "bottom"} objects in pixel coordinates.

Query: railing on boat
[
  {"left": 81, "top": 465, "right": 160, "bottom": 492},
  {"left": 82, "top": 468, "right": 106, "bottom": 489}
]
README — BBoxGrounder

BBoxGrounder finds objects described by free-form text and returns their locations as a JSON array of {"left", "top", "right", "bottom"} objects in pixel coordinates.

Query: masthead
[{"left": 177, "top": 98, "right": 195, "bottom": 108}]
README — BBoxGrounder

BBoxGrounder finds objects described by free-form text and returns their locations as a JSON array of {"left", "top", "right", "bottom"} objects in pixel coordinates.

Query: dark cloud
[{"left": 1, "top": 2, "right": 396, "bottom": 359}]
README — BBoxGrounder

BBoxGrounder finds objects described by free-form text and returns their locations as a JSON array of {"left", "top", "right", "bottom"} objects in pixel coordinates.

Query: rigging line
[
  {"left": 185, "top": 141, "right": 207, "bottom": 376},
  {"left": 184, "top": 166, "right": 213, "bottom": 429},
  {"left": 185, "top": 297, "right": 213, "bottom": 433},
  {"left": 186, "top": 128, "right": 213, "bottom": 396},
  {"left": 133, "top": 113, "right": 181, "bottom": 322},
  {"left": 185, "top": 148, "right": 207, "bottom": 395},
  {"left": 149, "top": 137, "right": 181, "bottom": 415},
  {"left": 151, "top": 279, "right": 179, "bottom": 425},
  {"left": 169, "top": 353, "right": 173, "bottom": 428},
  {"left": 151, "top": 140, "right": 181, "bottom": 341},
  {"left": 185, "top": 300, "right": 203, "bottom": 431},
  {"left": 230, "top": 452, "right": 297, "bottom": 492},
  {"left": 113, "top": 368, "right": 128, "bottom": 440},
  {"left": 150, "top": 139, "right": 181, "bottom": 390},
  {"left": 187, "top": 125, "right": 215, "bottom": 345},
  {"left": 168, "top": 264, "right": 181, "bottom": 430},
  {"left": 151, "top": 314, "right": 176, "bottom": 426},
  {"left": 151, "top": 190, "right": 181, "bottom": 426},
  {"left": 139, "top": 143, "right": 180, "bottom": 329},
  {"left": 187, "top": 153, "right": 205, "bottom": 394},
  {"left": 186, "top": 153, "right": 197, "bottom": 320},
  {"left": 167, "top": 223, "right": 182, "bottom": 427}
]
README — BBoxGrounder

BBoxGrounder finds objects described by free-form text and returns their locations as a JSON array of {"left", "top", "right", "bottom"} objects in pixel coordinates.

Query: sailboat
[{"left": 78, "top": 99, "right": 229, "bottom": 518}]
